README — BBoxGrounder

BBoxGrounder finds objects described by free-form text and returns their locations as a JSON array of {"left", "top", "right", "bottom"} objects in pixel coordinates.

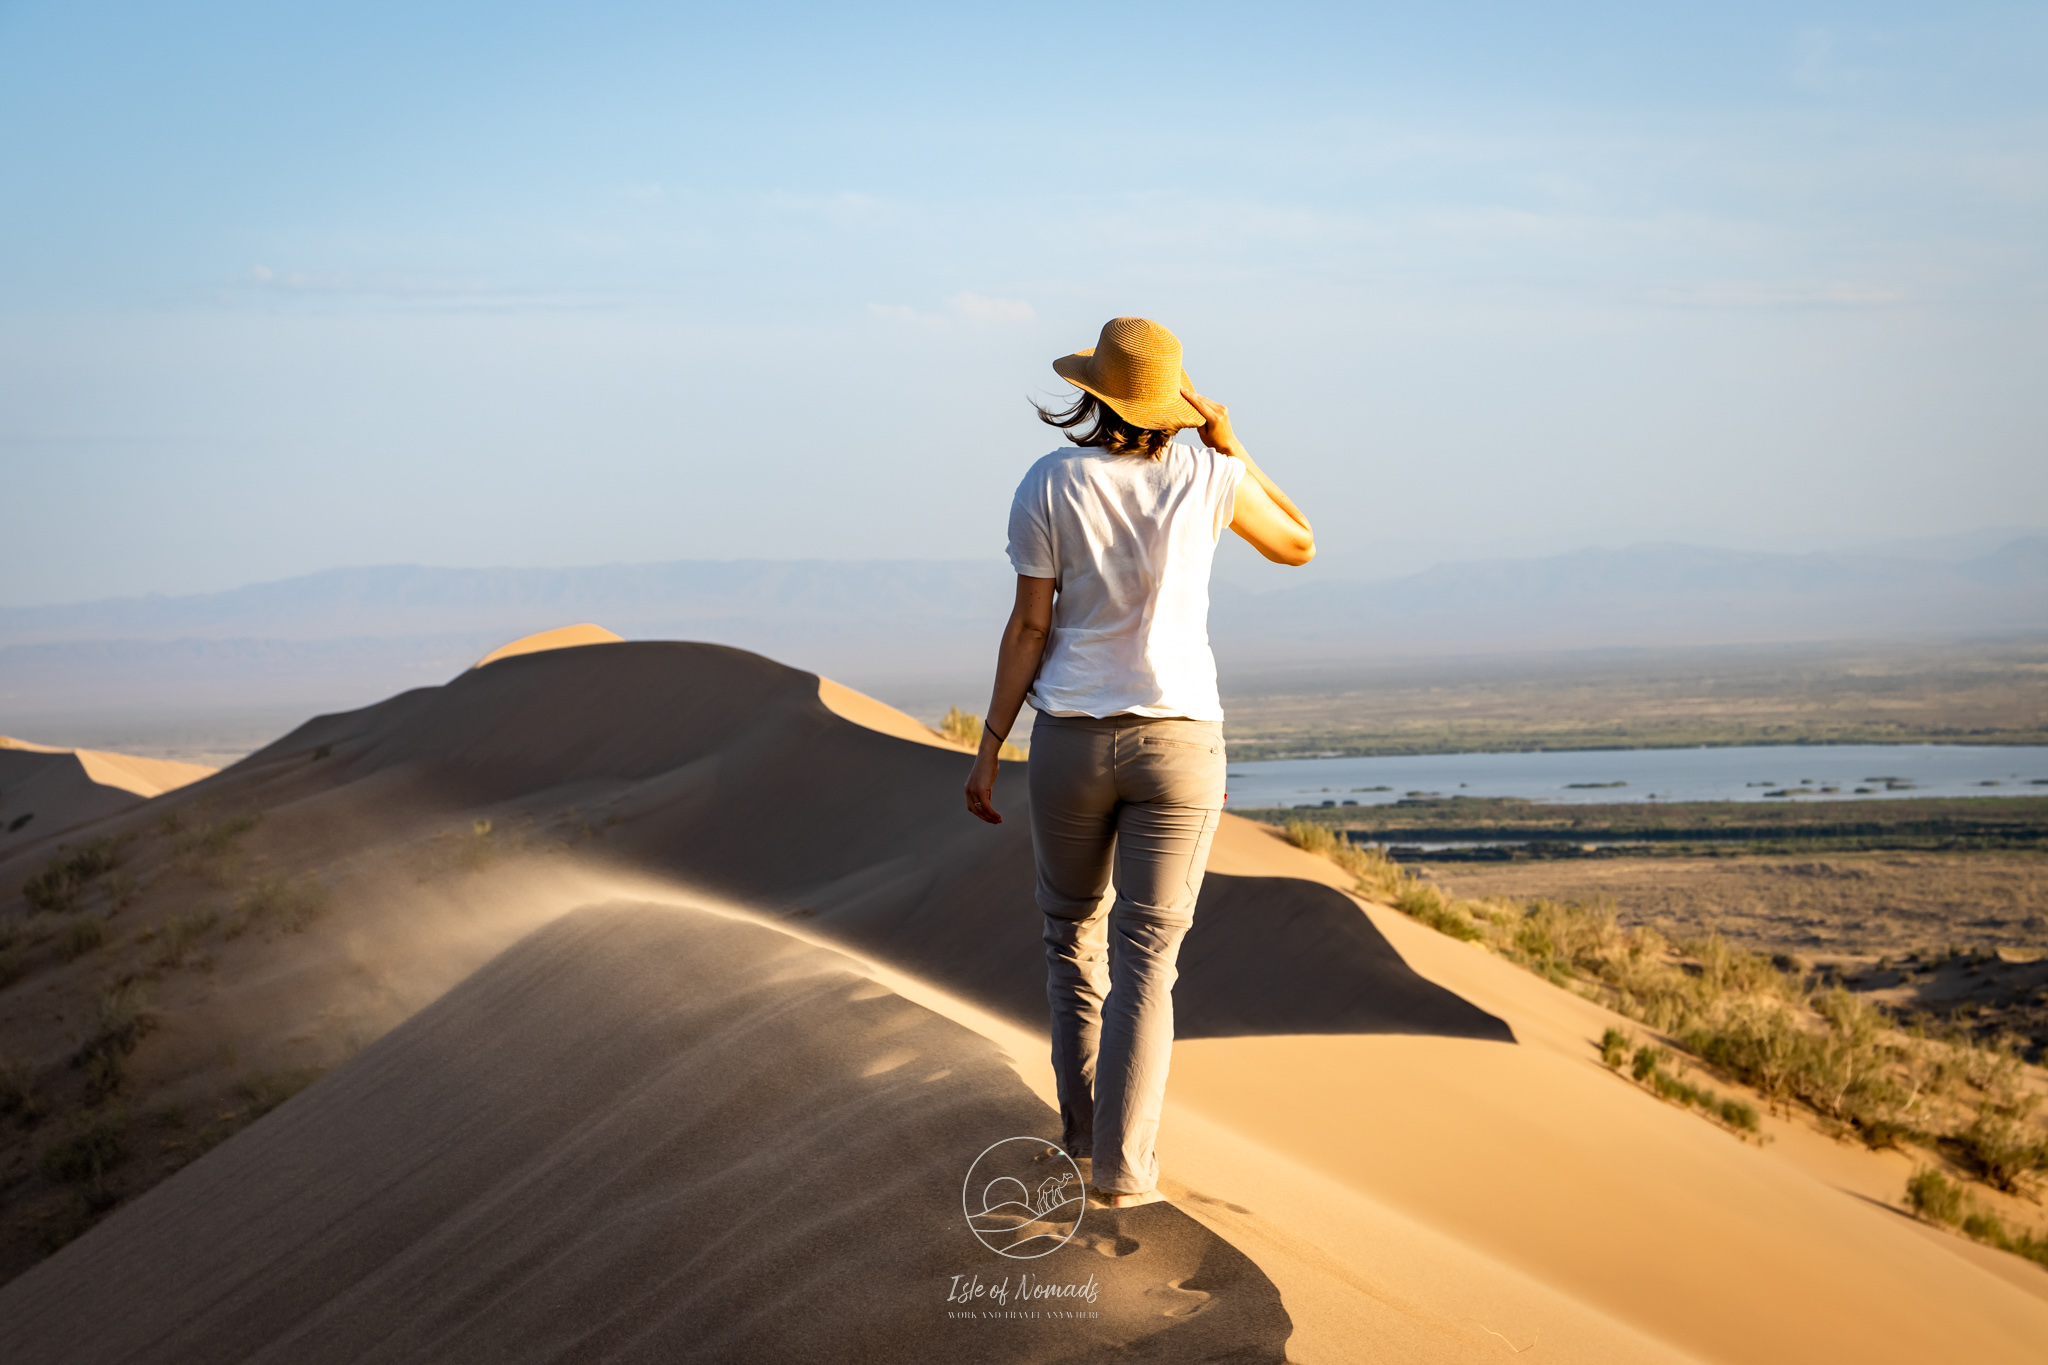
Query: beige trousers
[{"left": 1027, "top": 711, "right": 1225, "bottom": 1194}]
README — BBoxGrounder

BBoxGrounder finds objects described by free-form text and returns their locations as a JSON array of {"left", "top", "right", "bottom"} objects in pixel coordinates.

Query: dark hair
[{"left": 1033, "top": 391, "right": 1176, "bottom": 460}]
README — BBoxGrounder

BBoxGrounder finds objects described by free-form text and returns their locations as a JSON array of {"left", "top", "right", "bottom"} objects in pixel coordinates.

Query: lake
[{"left": 1222, "top": 744, "right": 2048, "bottom": 809}]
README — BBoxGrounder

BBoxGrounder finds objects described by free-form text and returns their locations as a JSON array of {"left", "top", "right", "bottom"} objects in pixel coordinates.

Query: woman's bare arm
[
  {"left": 963, "top": 574, "right": 1055, "bottom": 824},
  {"left": 1181, "top": 387, "right": 1314, "bottom": 567}
]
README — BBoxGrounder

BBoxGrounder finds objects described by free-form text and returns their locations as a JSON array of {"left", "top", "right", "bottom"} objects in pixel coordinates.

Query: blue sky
[{"left": 1, "top": 1, "right": 2043, "bottom": 604}]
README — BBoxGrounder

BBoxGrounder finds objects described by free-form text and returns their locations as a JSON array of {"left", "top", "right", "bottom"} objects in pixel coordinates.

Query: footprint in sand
[
  {"left": 1185, "top": 1190, "right": 1254, "bottom": 1216},
  {"left": 1144, "top": 1278, "right": 1212, "bottom": 1318},
  {"left": 1079, "top": 1232, "right": 1140, "bottom": 1257}
]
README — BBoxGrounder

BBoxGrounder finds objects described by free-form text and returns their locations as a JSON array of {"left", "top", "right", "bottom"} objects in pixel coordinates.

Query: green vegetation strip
[
  {"left": 1240, "top": 796, "right": 2048, "bottom": 855},
  {"left": 1221, "top": 726, "right": 2048, "bottom": 762}
]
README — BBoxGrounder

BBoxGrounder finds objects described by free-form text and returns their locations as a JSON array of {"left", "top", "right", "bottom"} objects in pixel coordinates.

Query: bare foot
[{"left": 1089, "top": 1186, "right": 1157, "bottom": 1209}]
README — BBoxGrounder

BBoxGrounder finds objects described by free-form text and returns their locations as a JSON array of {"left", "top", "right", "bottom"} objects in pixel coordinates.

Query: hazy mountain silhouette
[{"left": 3, "top": 539, "right": 2043, "bottom": 718}]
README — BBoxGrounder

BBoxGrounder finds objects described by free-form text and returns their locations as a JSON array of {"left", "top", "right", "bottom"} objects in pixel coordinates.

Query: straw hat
[{"left": 1052, "top": 317, "right": 1203, "bottom": 432}]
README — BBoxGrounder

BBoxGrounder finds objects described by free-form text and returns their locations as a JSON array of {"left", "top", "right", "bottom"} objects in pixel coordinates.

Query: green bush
[
  {"left": 237, "top": 1068, "right": 322, "bottom": 1119},
  {"left": 1907, "top": 1167, "right": 1968, "bottom": 1224},
  {"left": 1393, "top": 883, "right": 1484, "bottom": 942},
  {"left": 0, "top": 1053, "right": 45, "bottom": 1126},
  {"left": 58, "top": 918, "right": 105, "bottom": 962},
  {"left": 938, "top": 707, "right": 1026, "bottom": 760},
  {"left": 152, "top": 909, "right": 219, "bottom": 968},
  {"left": 1957, "top": 1098, "right": 2048, "bottom": 1192},
  {"left": 175, "top": 814, "right": 261, "bottom": 885},
  {"left": 71, "top": 979, "right": 155, "bottom": 1097},
  {"left": 1718, "top": 1097, "right": 1762, "bottom": 1132},
  {"left": 23, "top": 838, "right": 125, "bottom": 913},
  {"left": 40, "top": 1112, "right": 128, "bottom": 1185},
  {"left": 1620, "top": 1041, "right": 1761, "bottom": 1134},
  {"left": 1599, "top": 1027, "right": 1629, "bottom": 1069},
  {"left": 232, "top": 876, "right": 326, "bottom": 935}
]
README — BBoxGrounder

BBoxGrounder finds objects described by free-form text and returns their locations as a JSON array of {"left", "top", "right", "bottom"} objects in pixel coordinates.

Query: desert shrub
[
  {"left": 1717, "top": 1096, "right": 1762, "bottom": 1131},
  {"left": 1618, "top": 1041, "right": 1761, "bottom": 1133},
  {"left": 1392, "top": 883, "right": 1484, "bottom": 942},
  {"left": 151, "top": 909, "right": 219, "bottom": 968},
  {"left": 175, "top": 813, "right": 261, "bottom": 885},
  {"left": 1332, "top": 842, "right": 1415, "bottom": 902},
  {"left": 0, "top": 1053, "right": 45, "bottom": 1126},
  {"left": 71, "top": 979, "right": 155, "bottom": 1097},
  {"left": 40, "top": 1111, "right": 128, "bottom": 1185},
  {"left": 23, "top": 837, "right": 125, "bottom": 913},
  {"left": 938, "top": 707, "right": 1027, "bottom": 760},
  {"left": 1907, "top": 1167, "right": 1968, "bottom": 1224},
  {"left": 461, "top": 818, "right": 496, "bottom": 873},
  {"left": 232, "top": 876, "right": 326, "bottom": 935},
  {"left": 1957, "top": 1098, "right": 2048, "bottom": 1192},
  {"left": 1799, "top": 988, "right": 1908, "bottom": 1124},
  {"left": 237, "top": 1067, "right": 322, "bottom": 1119},
  {"left": 2005, "top": 1227, "right": 2048, "bottom": 1268},
  {"left": 1907, "top": 1167, "right": 2048, "bottom": 1267},
  {"left": 1683, "top": 1000, "right": 1807, "bottom": 1106},
  {"left": 1515, "top": 898, "right": 1620, "bottom": 978},
  {"left": 58, "top": 918, "right": 106, "bottom": 962},
  {"left": 1284, "top": 821, "right": 1339, "bottom": 857}
]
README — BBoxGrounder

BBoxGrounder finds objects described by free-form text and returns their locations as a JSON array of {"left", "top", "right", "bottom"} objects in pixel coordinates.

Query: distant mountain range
[
  {"left": 1214, "top": 536, "right": 2048, "bottom": 660},
  {"left": 2, "top": 539, "right": 2043, "bottom": 721}
]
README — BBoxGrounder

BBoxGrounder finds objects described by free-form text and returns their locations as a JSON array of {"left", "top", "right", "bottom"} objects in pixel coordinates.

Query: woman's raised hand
[{"left": 1180, "top": 386, "right": 1238, "bottom": 453}]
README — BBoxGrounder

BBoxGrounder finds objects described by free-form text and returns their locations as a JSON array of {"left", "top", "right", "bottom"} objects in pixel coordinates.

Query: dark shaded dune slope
[
  {"left": 151, "top": 641, "right": 1509, "bottom": 1043},
  {"left": 0, "top": 904, "right": 1291, "bottom": 1364}
]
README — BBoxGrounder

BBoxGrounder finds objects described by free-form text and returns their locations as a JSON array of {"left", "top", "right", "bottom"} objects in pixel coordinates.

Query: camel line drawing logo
[{"left": 962, "top": 1136, "right": 1086, "bottom": 1259}]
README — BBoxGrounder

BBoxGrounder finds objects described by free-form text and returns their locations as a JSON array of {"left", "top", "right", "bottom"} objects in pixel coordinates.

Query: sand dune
[
  {"left": 472, "top": 622, "right": 624, "bottom": 668},
  {"left": 818, "top": 675, "right": 973, "bottom": 752},
  {"left": 0, "top": 735, "right": 215, "bottom": 851},
  {"left": 0, "top": 904, "right": 1291, "bottom": 1363},
  {"left": 0, "top": 637, "right": 2044, "bottom": 1362}
]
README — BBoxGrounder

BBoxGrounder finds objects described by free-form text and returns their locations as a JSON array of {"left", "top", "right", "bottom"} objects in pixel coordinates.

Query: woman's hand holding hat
[{"left": 1180, "top": 386, "right": 1239, "bottom": 453}]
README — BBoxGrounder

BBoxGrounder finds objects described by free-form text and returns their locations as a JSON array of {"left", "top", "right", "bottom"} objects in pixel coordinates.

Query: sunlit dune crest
[
  {"left": 817, "top": 675, "right": 972, "bottom": 751},
  {"left": 472, "top": 622, "right": 624, "bottom": 669},
  {"left": 0, "top": 736, "right": 216, "bottom": 848}
]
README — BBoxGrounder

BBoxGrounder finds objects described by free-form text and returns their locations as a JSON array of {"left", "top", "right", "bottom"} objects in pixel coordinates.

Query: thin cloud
[
  {"left": 1643, "top": 282, "right": 1907, "bottom": 309},
  {"left": 947, "top": 291, "right": 1034, "bottom": 321},
  {"left": 867, "top": 293, "right": 1035, "bottom": 326}
]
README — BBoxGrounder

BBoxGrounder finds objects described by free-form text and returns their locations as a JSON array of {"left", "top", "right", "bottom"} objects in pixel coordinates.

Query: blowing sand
[{"left": 0, "top": 637, "right": 2044, "bottom": 1362}]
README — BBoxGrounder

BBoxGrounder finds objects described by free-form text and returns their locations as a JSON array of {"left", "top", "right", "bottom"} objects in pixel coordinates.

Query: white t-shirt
[{"left": 1006, "top": 440, "right": 1246, "bottom": 720}]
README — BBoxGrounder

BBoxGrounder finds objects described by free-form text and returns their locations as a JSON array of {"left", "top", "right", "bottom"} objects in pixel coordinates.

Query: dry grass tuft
[
  {"left": 939, "top": 707, "right": 1027, "bottom": 760},
  {"left": 70, "top": 980, "right": 156, "bottom": 1099},
  {"left": 229, "top": 876, "right": 327, "bottom": 936},
  {"left": 173, "top": 813, "right": 261, "bottom": 886},
  {"left": 22, "top": 838, "right": 127, "bottom": 914},
  {"left": 150, "top": 909, "right": 219, "bottom": 968},
  {"left": 0, "top": 1053, "right": 46, "bottom": 1127},
  {"left": 56, "top": 918, "right": 105, "bottom": 963},
  {"left": 1907, "top": 1167, "right": 2048, "bottom": 1267}
]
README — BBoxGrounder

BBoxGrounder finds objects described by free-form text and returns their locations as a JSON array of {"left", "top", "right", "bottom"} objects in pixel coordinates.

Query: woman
[{"left": 963, "top": 317, "right": 1314, "bottom": 1208}]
